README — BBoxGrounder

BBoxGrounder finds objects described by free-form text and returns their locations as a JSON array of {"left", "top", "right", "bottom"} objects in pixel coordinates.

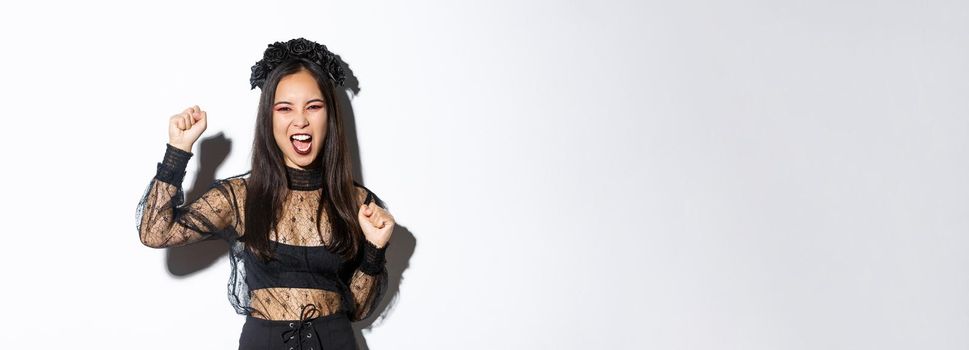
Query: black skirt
[{"left": 238, "top": 310, "right": 358, "bottom": 350}]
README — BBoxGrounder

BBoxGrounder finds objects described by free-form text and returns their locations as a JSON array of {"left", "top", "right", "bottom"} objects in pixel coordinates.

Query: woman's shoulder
[
  {"left": 223, "top": 171, "right": 250, "bottom": 185},
  {"left": 213, "top": 171, "right": 251, "bottom": 195}
]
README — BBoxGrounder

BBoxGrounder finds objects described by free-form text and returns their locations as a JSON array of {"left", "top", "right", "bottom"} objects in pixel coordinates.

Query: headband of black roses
[{"left": 249, "top": 37, "right": 346, "bottom": 90}]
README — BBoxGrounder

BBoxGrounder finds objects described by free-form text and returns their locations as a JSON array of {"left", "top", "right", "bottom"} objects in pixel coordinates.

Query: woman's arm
[
  {"left": 346, "top": 185, "right": 392, "bottom": 321},
  {"left": 347, "top": 239, "right": 389, "bottom": 321},
  {"left": 136, "top": 143, "right": 238, "bottom": 248}
]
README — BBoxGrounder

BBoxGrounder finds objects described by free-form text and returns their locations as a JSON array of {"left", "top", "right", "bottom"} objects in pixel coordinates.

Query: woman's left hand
[{"left": 358, "top": 202, "right": 395, "bottom": 248}]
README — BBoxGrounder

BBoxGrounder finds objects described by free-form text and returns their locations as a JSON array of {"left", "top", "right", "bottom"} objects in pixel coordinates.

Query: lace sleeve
[
  {"left": 136, "top": 144, "right": 239, "bottom": 248},
  {"left": 348, "top": 239, "right": 389, "bottom": 321},
  {"left": 346, "top": 185, "right": 390, "bottom": 321}
]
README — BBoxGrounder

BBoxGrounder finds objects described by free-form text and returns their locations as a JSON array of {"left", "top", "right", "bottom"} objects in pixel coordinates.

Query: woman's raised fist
[
  {"left": 168, "top": 105, "right": 207, "bottom": 152},
  {"left": 359, "top": 201, "right": 395, "bottom": 248}
]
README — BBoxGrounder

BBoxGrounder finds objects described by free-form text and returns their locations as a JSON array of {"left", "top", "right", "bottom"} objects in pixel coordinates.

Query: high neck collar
[{"left": 284, "top": 163, "right": 324, "bottom": 191}]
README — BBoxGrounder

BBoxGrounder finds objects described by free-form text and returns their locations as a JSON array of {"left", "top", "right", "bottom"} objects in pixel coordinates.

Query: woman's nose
[{"left": 294, "top": 112, "right": 310, "bottom": 126}]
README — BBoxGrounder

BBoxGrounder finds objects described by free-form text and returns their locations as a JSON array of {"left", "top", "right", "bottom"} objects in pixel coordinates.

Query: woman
[{"left": 136, "top": 38, "right": 395, "bottom": 350}]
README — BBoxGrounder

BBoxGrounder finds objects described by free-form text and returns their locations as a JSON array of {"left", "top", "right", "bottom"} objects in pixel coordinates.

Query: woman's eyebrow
[{"left": 273, "top": 98, "right": 325, "bottom": 106}]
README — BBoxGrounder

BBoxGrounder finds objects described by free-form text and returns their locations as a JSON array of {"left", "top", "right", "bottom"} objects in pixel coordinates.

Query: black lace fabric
[{"left": 136, "top": 144, "right": 389, "bottom": 322}]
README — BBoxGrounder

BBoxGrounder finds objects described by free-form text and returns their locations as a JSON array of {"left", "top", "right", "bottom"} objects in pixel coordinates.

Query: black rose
[
  {"left": 263, "top": 43, "right": 288, "bottom": 63},
  {"left": 309, "top": 48, "right": 323, "bottom": 63},
  {"left": 305, "top": 48, "right": 324, "bottom": 65},
  {"left": 249, "top": 63, "right": 267, "bottom": 89},
  {"left": 332, "top": 64, "right": 346, "bottom": 85},
  {"left": 288, "top": 38, "right": 314, "bottom": 55}
]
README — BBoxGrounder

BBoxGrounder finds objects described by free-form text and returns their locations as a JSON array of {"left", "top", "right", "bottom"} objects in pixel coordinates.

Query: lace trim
[
  {"left": 359, "top": 239, "right": 387, "bottom": 275},
  {"left": 155, "top": 144, "right": 192, "bottom": 186},
  {"left": 285, "top": 163, "right": 324, "bottom": 190}
]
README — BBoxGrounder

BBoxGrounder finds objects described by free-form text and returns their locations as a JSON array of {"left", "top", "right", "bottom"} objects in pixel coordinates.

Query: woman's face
[{"left": 272, "top": 68, "right": 328, "bottom": 169}]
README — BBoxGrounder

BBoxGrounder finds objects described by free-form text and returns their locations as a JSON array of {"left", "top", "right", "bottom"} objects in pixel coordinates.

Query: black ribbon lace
[{"left": 280, "top": 304, "right": 323, "bottom": 350}]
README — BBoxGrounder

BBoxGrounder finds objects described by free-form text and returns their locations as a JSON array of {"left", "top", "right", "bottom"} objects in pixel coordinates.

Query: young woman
[{"left": 136, "top": 38, "right": 395, "bottom": 350}]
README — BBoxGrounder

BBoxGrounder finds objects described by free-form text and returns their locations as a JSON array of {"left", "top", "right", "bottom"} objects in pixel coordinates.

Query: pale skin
[{"left": 167, "top": 68, "right": 394, "bottom": 248}]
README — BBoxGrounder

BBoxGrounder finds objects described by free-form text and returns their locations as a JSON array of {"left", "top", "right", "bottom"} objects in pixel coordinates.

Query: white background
[{"left": 0, "top": 0, "right": 966, "bottom": 349}]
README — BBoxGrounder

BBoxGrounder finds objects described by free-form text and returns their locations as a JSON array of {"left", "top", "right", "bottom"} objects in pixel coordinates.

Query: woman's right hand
[{"left": 168, "top": 105, "right": 207, "bottom": 153}]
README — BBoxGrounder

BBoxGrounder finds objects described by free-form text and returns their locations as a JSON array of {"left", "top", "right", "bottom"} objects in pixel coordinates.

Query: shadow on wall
[{"left": 161, "top": 60, "right": 414, "bottom": 349}]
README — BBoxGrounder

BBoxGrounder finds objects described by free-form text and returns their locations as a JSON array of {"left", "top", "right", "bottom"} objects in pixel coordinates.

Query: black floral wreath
[{"left": 249, "top": 37, "right": 346, "bottom": 90}]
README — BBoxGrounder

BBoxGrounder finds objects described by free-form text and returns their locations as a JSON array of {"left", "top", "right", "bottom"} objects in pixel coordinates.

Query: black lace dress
[{"left": 136, "top": 144, "right": 389, "bottom": 349}]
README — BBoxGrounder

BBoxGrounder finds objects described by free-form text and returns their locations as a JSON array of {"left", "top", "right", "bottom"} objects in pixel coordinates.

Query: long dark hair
[{"left": 241, "top": 58, "right": 364, "bottom": 262}]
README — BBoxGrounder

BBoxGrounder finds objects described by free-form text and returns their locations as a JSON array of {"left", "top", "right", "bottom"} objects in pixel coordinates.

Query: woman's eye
[
  {"left": 277, "top": 107, "right": 291, "bottom": 112},
  {"left": 309, "top": 105, "right": 322, "bottom": 110}
]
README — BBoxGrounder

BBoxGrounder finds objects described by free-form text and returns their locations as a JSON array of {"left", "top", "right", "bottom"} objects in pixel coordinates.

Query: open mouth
[{"left": 290, "top": 133, "right": 312, "bottom": 155}]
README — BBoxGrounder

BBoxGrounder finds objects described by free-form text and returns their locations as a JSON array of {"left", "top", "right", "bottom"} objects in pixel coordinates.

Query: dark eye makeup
[{"left": 276, "top": 105, "right": 323, "bottom": 112}]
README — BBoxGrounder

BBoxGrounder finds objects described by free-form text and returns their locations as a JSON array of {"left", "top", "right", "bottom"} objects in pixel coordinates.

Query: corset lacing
[{"left": 281, "top": 303, "right": 323, "bottom": 350}]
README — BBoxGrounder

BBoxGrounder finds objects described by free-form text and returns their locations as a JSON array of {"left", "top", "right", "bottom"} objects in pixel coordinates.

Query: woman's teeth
[{"left": 291, "top": 134, "right": 312, "bottom": 154}]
